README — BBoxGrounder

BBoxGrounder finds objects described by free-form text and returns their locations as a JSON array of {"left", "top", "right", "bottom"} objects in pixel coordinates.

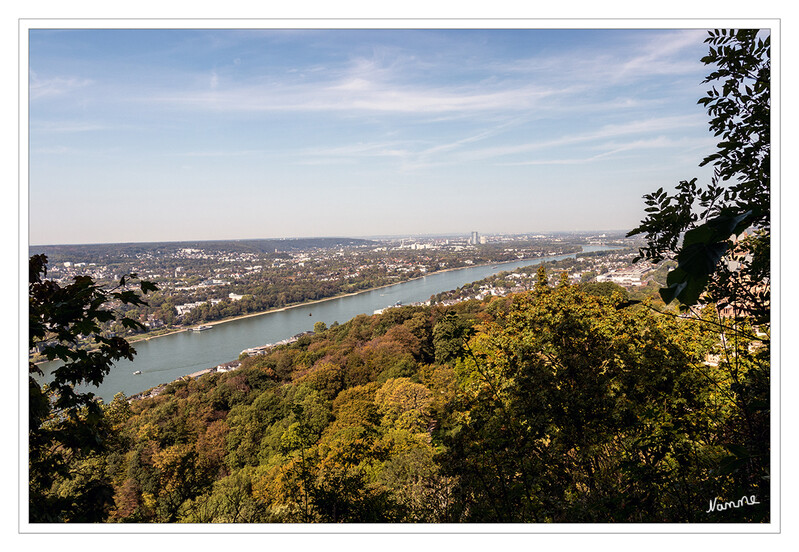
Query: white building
[{"left": 596, "top": 265, "right": 649, "bottom": 287}]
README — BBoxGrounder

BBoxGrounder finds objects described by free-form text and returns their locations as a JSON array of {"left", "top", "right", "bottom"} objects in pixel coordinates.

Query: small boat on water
[
  {"left": 191, "top": 325, "right": 213, "bottom": 332},
  {"left": 133, "top": 370, "right": 142, "bottom": 375}
]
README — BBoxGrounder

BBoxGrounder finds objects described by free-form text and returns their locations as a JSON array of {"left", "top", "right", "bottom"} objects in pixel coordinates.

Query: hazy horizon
[
  {"left": 28, "top": 25, "right": 720, "bottom": 245},
  {"left": 29, "top": 227, "right": 634, "bottom": 248}
]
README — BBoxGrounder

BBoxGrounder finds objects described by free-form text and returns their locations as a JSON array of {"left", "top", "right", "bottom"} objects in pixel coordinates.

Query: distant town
[{"left": 30, "top": 231, "right": 656, "bottom": 361}]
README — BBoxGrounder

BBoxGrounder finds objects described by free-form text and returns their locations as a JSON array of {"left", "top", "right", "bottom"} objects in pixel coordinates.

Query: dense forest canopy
[{"left": 29, "top": 271, "right": 768, "bottom": 522}]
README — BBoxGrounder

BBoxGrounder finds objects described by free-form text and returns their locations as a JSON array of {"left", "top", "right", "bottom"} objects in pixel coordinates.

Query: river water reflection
[{"left": 39, "top": 246, "right": 614, "bottom": 402}]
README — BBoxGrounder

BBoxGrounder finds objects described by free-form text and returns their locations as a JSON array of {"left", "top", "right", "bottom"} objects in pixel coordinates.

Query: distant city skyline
[{"left": 27, "top": 24, "right": 732, "bottom": 246}]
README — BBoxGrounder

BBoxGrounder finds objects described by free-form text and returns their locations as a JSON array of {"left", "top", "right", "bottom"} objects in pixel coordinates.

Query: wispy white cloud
[
  {"left": 498, "top": 135, "right": 714, "bottom": 166},
  {"left": 410, "top": 118, "right": 531, "bottom": 165},
  {"left": 151, "top": 77, "right": 566, "bottom": 116},
  {"left": 587, "top": 135, "right": 710, "bottom": 157},
  {"left": 613, "top": 30, "right": 707, "bottom": 80},
  {"left": 141, "top": 46, "right": 573, "bottom": 117},
  {"left": 500, "top": 29, "right": 706, "bottom": 86},
  {"left": 293, "top": 157, "right": 359, "bottom": 166},
  {"left": 459, "top": 114, "right": 706, "bottom": 162},
  {"left": 31, "top": 145, "right": 76, "bottom": 155},
  {"left": 29, "top": 69, "right": 93, "bottom": 100},
  {"left": 172, "top": 141, "right": 416, "bottom": 165},
  {"left": 177, "top": 149, "right": 264, "bottom": 157},
  {"left": 296, "top": 141, "right": 411, "bottom": 157},
  {"left": 291, "top": 141, "right": 416, "bottom": 167},
  {"left": 125, "top": 30, "right": 705, "bottom": 126},
  {"left": 243, "top": 113, "right": 709, "bottom": 172},
  {"left": 35, "top": 29, "right": 704, "bottom": 123},
  {"left": 30, "top": 121, "right": 107, "bottom": 133}
]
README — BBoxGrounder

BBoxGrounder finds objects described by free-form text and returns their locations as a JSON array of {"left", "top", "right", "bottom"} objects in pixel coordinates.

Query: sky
[{"left": 27, "top": 26, "right": 726, "bottom": 245}]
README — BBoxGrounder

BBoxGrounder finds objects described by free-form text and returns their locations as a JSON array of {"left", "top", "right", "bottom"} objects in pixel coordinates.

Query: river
[{"left": 37, "top": 246, "right": 615, "bottom": 402}]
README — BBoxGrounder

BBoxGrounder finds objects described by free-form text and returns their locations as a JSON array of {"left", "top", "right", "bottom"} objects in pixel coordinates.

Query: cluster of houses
[
  {"left": 174, "top": 292, "right": 245, "bottom": 317},
  {"left": 175, "top": 299, "right": 220, "bottom": 316}
]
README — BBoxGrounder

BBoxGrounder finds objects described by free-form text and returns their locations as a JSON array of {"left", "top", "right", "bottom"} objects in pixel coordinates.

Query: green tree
[
  {"left": 432, "top": 311, "right": 472, "bottom": 365},
  {"left": 28, "top": 254, "right": 156, "bottom": 522},
  {"left": 178, "top": 467, "right": 266, "bottom": 523},
  {"left": 443, "top": 284, "right": 740, "bottom": 522},
  {"left": 628, "top": 29, "right": 770, "bottom": 317},
  {"left": 627, "top": 28, "right": 771, "bottom": 517}
]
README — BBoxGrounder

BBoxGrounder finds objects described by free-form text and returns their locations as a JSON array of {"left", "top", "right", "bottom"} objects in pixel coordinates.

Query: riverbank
[
  {"left": 31, "top": 271, "right": 429, "bottom": 364},
  {"left": 32, "top": 247, "right": 603, "bottom": 364},
  {"left": 122, "top": 251, "right": 582, "bottom": 346}
]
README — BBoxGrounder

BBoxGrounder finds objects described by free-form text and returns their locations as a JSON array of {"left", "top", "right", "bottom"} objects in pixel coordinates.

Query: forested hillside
[{"left": 39, "top": 268, "right": 768, "bottom": 523}]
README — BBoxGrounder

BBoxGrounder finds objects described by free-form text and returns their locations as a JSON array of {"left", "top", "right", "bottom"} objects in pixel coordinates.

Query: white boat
[
  {"left": 133, "top": 370, "right": 142, "bottom": 375},
  {"left": 191, "top": 325, "right": 213, "bottom": 332}
]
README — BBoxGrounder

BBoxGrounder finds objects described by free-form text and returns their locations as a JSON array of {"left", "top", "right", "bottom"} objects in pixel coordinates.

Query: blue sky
[{"left": 28, "top": 27, "right": 722, "bottom": 245}]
